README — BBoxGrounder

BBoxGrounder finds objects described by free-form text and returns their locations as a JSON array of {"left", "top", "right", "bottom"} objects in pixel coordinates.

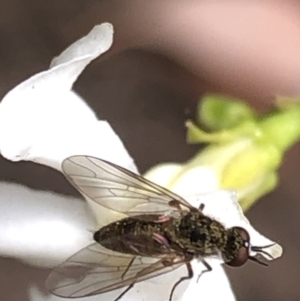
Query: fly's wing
[
  {"left": 62, "top": 156, "right": 194, "bottom": 217},
  {"left": 46, "top": 243, "right": 185, "bottom": 298}
]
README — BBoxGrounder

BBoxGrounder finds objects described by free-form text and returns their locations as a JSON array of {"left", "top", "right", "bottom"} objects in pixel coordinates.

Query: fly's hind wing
[
  {"left": 62, "top": 156, "right": 194, "bottom": 217},
  {"left": 46, "top": 243, "right": 185, "bottom": 298}
]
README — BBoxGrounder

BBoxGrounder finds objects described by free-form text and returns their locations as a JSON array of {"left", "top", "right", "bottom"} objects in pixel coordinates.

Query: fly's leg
[
  {"left": 169, "top": 200, "right": 186, "bottom": 215},
  {"left": 153, "top": 233, "right": 170, "bottom": 248},
  {"left": 169, "top": 200, "right": 199, "bottom": 215},
  {"left": 115, "top": 256, "right": 180, "bottom": 301},
  {"left": 198, "top": 203, "right": 205, "bottom": 212},
  {"left": 121, "top": 257, "right": 135, "bottom": 280},
  {"left": 197, "top": 259, "right": 212, "bottom": 282},
  {"left": 114, "top": 283, "right": 134, "bottom": 301},
  {"left": 169, "top": 200, "right": 205, "bottom": 215},
  {"left": 114, "top": 258, "right": 136, "bottom": 301},
  {"left": 169, "top": 261, "right": 193, "bottom": 301}
]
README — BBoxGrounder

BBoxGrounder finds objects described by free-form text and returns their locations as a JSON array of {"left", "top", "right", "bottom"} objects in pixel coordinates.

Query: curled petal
[
  {"left": 0, "top": 23, "right": 136, "bottom": 172},
  {"left": 50, "top": 23, "right": 113, "bottom": 69}
]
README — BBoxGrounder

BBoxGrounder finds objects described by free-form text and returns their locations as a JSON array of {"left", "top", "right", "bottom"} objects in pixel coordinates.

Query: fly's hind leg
[
  {"left": 169, "top": 261, "right": 193, "bottom": 301},
  {"left": 169, "top": 200, "right": 203, "bottom": 215},
  {"left": 114, "top": 257, "right": 135, "bottom": 301},
  {"left": 121, "top": 257, "right": 135, "bottom": 280},
  {"left": 197, "top": 259, "right": 212, "bottom": 282},
  {"left": 114, "top": 283, "right": 135, "bottom": 301},
  {"left": 169, "top": 200, "right": 187, "bottom": 215}
]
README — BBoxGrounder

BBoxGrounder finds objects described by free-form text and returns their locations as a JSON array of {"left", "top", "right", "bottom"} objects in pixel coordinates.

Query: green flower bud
[
  {"left": 186, "top": 96, "right": 300, "bottom": 210},
  {"left": 147, "top": 95, "right": 300, "bottom": 211},
  {"left": 198, "top": 94, "right": 256, "bottom": 131}
]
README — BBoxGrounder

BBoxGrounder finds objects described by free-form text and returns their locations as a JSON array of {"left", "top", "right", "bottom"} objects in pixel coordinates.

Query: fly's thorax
[{"left": 165, "top": 212, "right": 228, "bottom": 256}]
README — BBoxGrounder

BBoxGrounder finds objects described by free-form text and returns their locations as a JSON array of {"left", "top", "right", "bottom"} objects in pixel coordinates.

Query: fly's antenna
[
  {"left": 251, "top": 244, "right": 275, "bottom": 260},
  {"left": 249, "top": 256, "right": 268, "bottom": 266},
  {"left": 249, "top": 243, "right": 275, "bottom": 266}
]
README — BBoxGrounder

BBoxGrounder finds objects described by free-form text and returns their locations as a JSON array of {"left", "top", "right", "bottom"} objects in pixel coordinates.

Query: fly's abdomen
[{"left": 93, "top": 216, "right": 171, "bottom": 256}]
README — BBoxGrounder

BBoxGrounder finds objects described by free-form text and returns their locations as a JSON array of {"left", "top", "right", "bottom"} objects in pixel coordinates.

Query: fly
[{"left": 46, "top": 156, "right": 275, "bottom": 301}]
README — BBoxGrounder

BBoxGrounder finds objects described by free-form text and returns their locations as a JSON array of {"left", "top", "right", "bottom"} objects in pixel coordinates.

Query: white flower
[{"left": 0, "top": 23, "right": 282, "bottom": 301}]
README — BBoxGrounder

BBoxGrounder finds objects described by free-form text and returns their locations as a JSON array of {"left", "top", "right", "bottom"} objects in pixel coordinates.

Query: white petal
[
  {"left": 50, "top": 23, "right": 113, "bottom": 68},
  {"left": 169, "top": 167, "right": 219, "bottom": 195},
  {"left": 145, "top": 165, "right": 218, "bottom": 194},
  {"left": 0, "top": 181, "right": 93, "bottom": 267},
  {"left": 0, "top": 89, "right": 136, "bottom": 171},
  {"left": 24, "top": 118, "right": 137, "bottom": 172},
  {"left": 144, "top": 164, "right": 183, "bottom": 187}
]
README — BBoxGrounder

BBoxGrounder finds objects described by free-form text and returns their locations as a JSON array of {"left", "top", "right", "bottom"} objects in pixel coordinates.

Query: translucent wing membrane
[
  {"left": 62, "top": 156, "right": 193, "bottom": 216},
  {"left": 46, "top": 243, "right": 185, "bottom": 298}
]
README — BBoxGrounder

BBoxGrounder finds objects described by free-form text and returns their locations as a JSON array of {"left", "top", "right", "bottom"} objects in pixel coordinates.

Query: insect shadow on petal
[{"left": 46, "top": 156, "right": 275, "bottom": 301}]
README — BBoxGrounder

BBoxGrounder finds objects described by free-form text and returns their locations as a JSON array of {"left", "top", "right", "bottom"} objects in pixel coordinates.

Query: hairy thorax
[{"left": 164, "top": 212, "right": 228, "bottom": 256}]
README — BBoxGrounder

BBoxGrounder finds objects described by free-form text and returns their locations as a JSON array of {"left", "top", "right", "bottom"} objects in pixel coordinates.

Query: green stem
[{"left": 259, "top": 107, "right": 300, "bottom": 152}]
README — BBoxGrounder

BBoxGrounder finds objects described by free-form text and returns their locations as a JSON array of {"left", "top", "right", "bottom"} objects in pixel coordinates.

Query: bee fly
[{"left": 46, "top": 156, "right": 275, "bottom": 301}]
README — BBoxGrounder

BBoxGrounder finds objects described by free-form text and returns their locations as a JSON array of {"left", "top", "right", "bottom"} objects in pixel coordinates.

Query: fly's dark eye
[
  {"left": 226, "top": 227, "right": 250, "bottom": 267},
  {"left": 234, "top": 227, "right": 250, "bottom": 242},
  {"left": 226, "top": 246, "right": 249, "bottom": 266}
]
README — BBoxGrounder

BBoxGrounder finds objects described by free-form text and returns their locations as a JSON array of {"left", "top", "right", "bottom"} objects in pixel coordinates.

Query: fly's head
[{"left": 223, "top": 226, "right": 274, "bottom": 267}]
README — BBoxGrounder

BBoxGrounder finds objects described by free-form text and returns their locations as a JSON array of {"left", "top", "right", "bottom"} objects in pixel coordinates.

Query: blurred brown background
[{"left": 0, "top": 1, "right": 300, "bottom": 300}]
